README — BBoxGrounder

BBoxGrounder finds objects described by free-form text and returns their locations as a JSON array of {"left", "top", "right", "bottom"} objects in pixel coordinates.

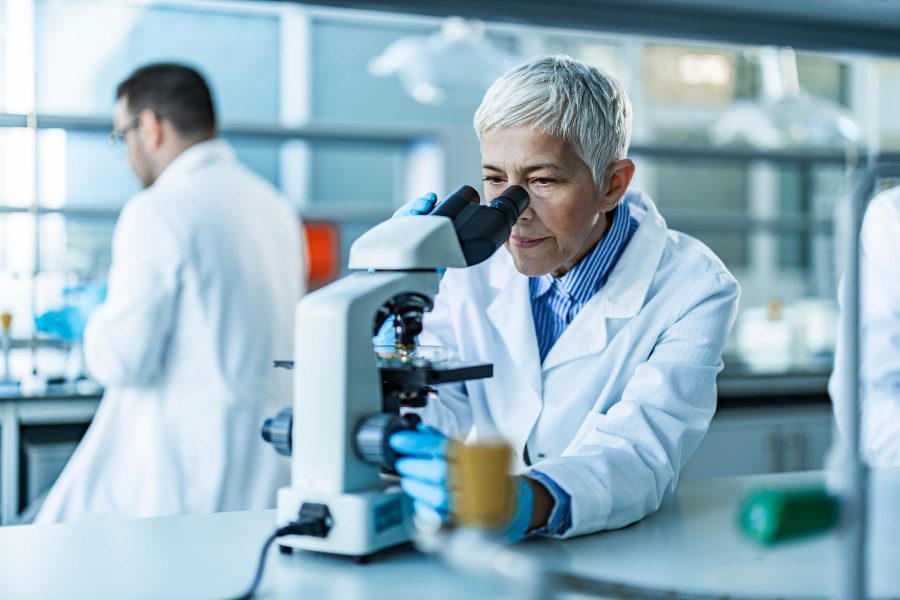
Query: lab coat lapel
[
  {"left": 541, "top": 296, "right": 610, "bottom": 371},
  {"left": 485, "top": 255, "right": 543, "bottom": 399},
  {"left": 542, "top": 197, "right": 668, "bottom": 371}
]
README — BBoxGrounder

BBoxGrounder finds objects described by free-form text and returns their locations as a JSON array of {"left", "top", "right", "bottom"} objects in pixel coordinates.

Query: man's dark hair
[{"left": 116, "top": 63, "right": 217, "bottom": 138}]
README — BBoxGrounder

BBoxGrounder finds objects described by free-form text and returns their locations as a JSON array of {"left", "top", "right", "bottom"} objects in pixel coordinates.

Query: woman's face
[{"left": 481, "top": 126, "right": 611, "bottom": 277}]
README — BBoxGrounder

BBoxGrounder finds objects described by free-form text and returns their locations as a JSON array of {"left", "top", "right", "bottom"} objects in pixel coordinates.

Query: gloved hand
[
  {"left": 392, "top": 192, "right": 438, "bottom": 218},
  {"left": 34, "top": 307, "right": 88, "bottom": 341},
  {"left": 389, "top": 425, "right": 535, "bottom": 543},
  {"left": 374, "top": 193, "right": 440, "bottom": 347},
  {"left": 34, "top": 282, "right": 107, "bottom": 341}
]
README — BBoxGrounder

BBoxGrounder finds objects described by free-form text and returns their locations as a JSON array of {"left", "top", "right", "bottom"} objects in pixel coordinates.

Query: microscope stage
[
  {"left": 276, "top": 358, "right": 493, "bottom": 386},
  {"left": 379, "top": 360, "right": 492, "bottom": 388}
]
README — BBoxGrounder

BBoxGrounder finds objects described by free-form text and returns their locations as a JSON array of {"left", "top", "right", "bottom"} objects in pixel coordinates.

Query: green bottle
[{"left": 739, "top": 487, "right": 840, "bottom": 544}]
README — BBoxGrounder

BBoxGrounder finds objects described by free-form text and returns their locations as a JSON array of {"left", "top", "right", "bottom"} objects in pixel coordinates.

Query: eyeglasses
[{"left": 107, "top": 115, "right": 140, "bottom": 154}]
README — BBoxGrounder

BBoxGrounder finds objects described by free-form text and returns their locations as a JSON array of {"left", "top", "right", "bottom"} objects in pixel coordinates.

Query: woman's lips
[{"left": 510, "top": 234, "right": 547, "bottom": 249}]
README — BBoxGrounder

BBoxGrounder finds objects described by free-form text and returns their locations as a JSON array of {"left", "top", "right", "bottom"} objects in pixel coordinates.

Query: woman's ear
[{"left": 600, "top": 159, "right": 636, "bottom": 212}]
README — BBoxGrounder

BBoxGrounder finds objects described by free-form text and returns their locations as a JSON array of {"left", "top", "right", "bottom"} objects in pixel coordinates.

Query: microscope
[{"left": 262, "top": 184, "right": 529, "bottom": 558}]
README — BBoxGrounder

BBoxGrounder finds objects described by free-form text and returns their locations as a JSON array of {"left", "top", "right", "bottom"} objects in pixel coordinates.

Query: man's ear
[
  {"left": 137, "top": 109, "right": 164, "bottom": 150},
  {"left": 600, "top": 159, "right": 635, "bottom": 213}
]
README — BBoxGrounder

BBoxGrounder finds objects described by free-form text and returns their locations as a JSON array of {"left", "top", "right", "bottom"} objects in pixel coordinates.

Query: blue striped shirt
[
  {"left": 527, "top": 200, "right": 639, "bottom": 537},
  {"left": 529, "top": 201, "right": 639, "bottom": 362}
]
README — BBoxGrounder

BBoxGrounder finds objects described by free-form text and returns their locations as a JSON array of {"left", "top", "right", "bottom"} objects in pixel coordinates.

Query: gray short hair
[{"left": 474, "top": 54, "right": 632, "bottom": 188}]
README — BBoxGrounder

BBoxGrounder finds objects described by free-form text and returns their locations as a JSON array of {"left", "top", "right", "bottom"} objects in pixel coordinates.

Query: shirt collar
[
  {"left": 529, "top": 200, "right": 633, "bottom": 304},
  {"left": 153, "top": 138, "right": 236, "bottom": 188}
]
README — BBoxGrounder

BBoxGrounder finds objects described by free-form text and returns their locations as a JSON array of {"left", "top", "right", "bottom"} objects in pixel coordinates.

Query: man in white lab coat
[
  {"left": 35, "top": 64, "right": 304, "bottom": 523},
  {"left": 389, "top": 55, "right": 740, "bottom": 540},
  {"left": 830, "top": 186, "right": 900, "bottom": 466}
]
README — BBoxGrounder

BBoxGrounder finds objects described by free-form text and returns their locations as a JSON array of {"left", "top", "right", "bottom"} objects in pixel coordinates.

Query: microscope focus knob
[
  {"left": 261, "top": 407, "right": 293, "bottom": 456},
  {"left": 355, "top": 413, "right": 416, "bottom": 469}
]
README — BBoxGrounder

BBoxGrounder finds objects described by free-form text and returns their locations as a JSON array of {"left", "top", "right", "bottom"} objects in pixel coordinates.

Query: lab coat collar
[
  {"left": 153, "top": 138, "right": 237, "bottom": 189},
  {"left": 488, "top": 189, "right": 668, "bottom": 373},
  {"left": 600, "top": 189, "right": 668, "bottom": 318},
  {"left": 542, "top": 190, "right": 667, "bottom": 369},
  {"left": 486, "top": 252, "right": 543, "bottom": 399}
]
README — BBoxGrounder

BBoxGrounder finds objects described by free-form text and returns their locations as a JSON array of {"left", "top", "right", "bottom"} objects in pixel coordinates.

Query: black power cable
[{"left": 234, "top": 514, "right": 330, "bottom": 600}]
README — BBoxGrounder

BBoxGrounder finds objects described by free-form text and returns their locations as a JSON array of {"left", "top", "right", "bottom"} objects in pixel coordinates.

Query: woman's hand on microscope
[
  {"left": 392, "top": 192, "right": 437, "bottom": 218},
  {"left": 388, "top": 425, "right": 537, "bottom": 543},
  {"left": 390, "top": 425, "right": 451, "bottom": 521}
]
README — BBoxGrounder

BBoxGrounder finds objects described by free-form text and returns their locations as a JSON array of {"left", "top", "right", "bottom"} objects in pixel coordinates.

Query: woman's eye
[{"left": 482, "top": 176, "right": 505, "bottom": 184}]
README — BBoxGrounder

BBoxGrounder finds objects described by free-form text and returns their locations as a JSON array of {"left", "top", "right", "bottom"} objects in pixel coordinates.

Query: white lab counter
[
  {"left": 0, "top": 508, "right": 492, "bottom": 600},
  {"left": 1, "top": 469, "right": 898, "bottom": 599},
  {"left": 534, "top": 470, "right": 900, "bottom": 598}
]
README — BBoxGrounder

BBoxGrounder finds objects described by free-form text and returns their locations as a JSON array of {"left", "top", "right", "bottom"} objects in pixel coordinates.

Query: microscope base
[{"left": 276, "top": 484, "right": 412, "bottom": 556}]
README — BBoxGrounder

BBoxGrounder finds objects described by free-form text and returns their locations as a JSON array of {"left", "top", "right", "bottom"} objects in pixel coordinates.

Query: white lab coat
[
  {"left": 418, "top": 191, "right": 739, "bottom": 538},
  {"left": 830, "top": 186, "right": 900, "bottom": 467},
  {"left": 36, "top": 140, "right": 303, "bottom": 524}
]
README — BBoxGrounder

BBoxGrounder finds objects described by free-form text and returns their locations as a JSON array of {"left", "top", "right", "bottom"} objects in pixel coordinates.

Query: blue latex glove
[
  {"left": 392, "top": 192, "right": 438, "bottom": 218},
  {"left": 374, "top": 193, "right": 440, "bottom": 347},
  {"left": 34, "top": 307, "right": 88, "bottom": 341},
  {"left": 34, "top": 282, "right": 107, "bottom": 341},
  {"left": 389, "top": 425, "right": 535, "bottom": 543},
  {"left": 390, "top": 425, "right": 452, "bottom": 521},
  {"left": 372, "top": 322, "right": 396, "bottom": 349}
]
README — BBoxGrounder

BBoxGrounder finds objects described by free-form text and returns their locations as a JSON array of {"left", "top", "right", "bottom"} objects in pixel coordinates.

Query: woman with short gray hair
[
  {"left": 475, "top": 53, "right": 633, "bottom": 189},
  {"left": 390, "top": 54, "right": 740, "bottom": 540}
]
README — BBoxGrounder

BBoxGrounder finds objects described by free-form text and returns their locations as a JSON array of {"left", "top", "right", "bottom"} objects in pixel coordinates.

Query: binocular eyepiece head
[{"left": 429, "top": 184, "right": 530, "bottom": 267}]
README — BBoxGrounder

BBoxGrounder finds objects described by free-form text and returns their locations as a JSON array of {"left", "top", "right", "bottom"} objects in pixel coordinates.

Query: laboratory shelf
[
  {"left": 716, "top": 368, "right": 831, "bottom": 405},
  {"left": 0, "top": 112, "right": 435, "bottom": 144},
  {"left": 3, "top": 112, "right": 899, "bottom": 166},
  {"left": 0, "top": 381, "right": 102, "bottom": 401}
]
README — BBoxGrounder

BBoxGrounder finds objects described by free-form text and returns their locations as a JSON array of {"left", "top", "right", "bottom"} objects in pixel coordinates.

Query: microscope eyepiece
[
  {"left": 429, "top": 185, "right": 480, "bottom": 219},
  {"left": 487, "top": 185, "right": 530, "bottom": 228},
  {"left": 430, "top": 184, "right": 530, "bottom": 267}
]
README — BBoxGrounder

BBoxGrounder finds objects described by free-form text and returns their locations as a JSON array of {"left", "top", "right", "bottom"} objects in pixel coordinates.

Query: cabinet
[
  {"left": 681, "top": 404, "right": 833, "bottom": 480},
  {"left": 1, "top": 392, "right": 100, "bottom": 524}
]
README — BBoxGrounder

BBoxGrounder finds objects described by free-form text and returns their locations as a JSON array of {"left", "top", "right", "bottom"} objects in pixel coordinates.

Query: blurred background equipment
[
  {"left": 1, "top": 311, "right": 13, "bottom": 386},
  {"left": 711, "top": 47, "right": 860, "bottom": 152},
  {"left": 368, "top": 16, "right": 520, "bottom": 105}
]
